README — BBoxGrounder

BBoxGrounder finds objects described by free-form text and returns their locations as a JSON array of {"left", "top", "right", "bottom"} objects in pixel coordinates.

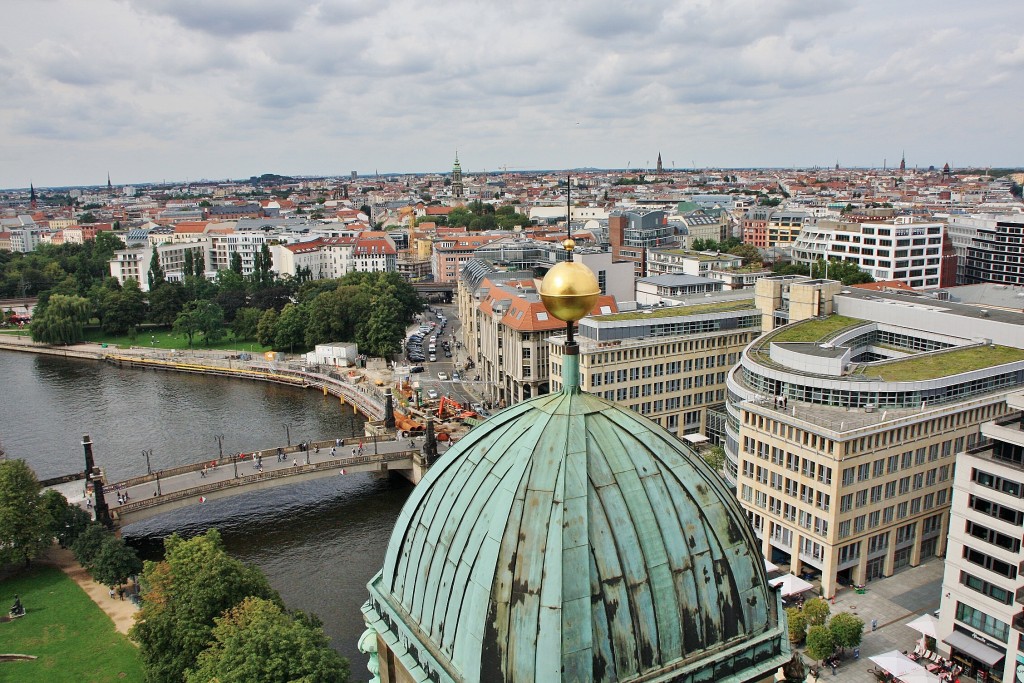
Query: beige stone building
[{"left": 727, "top": 277, "right": 1024, "bottom": 598}]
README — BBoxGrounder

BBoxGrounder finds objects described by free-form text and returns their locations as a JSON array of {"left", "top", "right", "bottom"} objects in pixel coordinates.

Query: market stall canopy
[
  {"left": 764, "top": 558, "right": 779, "bottom": 573},
  {"left": 767, "top": 573, "right": 814, "bottom": 597}
]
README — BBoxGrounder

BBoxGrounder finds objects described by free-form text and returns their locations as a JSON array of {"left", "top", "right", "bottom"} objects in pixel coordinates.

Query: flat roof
[{"left": 594, "top": 299, "right": 758, "bottom": 321}]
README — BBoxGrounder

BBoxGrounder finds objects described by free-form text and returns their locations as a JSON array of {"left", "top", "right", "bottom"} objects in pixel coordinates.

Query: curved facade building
[{"left": 727, "top": 278, "right": 1024, "bottom": 598}]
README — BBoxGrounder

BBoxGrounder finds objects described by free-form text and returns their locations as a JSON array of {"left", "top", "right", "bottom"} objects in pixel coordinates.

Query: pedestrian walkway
[{"left": 794, "top": 558, "right": 946, "bottom": 682}]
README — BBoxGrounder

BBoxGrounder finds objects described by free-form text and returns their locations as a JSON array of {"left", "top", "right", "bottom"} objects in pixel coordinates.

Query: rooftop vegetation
[
  {"left": 870, "top": 345, "right": 1024, "bottom": 382},
  {"left": 767, "top": 316, "right": 865, "bottom": 343}
]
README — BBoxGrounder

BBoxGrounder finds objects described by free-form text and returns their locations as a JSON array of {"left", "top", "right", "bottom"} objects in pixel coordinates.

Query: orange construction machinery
[{"left": 436, "top": 396, "right": 477, "bottom": 421}]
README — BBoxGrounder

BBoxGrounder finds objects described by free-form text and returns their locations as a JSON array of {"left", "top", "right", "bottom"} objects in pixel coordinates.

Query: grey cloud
[{"left": 132, "top": 0, "right": 310, "bottom": 37}]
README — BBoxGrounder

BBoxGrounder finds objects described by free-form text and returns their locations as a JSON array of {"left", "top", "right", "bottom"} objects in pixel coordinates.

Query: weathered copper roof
[{"left": 365, "top": 359, "right": 788, "bottom": 682}]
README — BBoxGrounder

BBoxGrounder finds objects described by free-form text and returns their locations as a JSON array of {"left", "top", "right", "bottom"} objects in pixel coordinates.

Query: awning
[
  {"left": 768, "top": 573, "right": 815, "bottom": 597},
  {"left": 764, "top": 558, "right": 779, "bottom": 573},
  {"left": 942, "top": 630, "right": 1006, "bottom": 667},
  {"left": 868, "top": 650, "right": 928, "bottom": 678}
]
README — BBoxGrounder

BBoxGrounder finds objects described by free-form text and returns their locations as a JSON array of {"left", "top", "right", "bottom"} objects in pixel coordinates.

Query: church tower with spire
[
  {"left": 451, "top": 152, "right": 464, "bottom": 199},
  {"left": 107, "top": 172, "right": 113, "bottom": 194},
  {"left": 899, "top": 152, "right": 906, "bottom": 174},
  {"left": 29, "top": 183, "right": 37, "bottom": 210},
  {"left": 656, "top": 152, "right": 663, "bottom": 174}
]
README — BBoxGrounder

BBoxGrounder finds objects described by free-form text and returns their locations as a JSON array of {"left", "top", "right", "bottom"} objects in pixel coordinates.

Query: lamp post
[
  {"left": 141, "top": 449, "right": 153, "bottom": 475},
  {"left": 215, "top": 434, "right": 224, "bottom": 462},
  {"left": 283, "top": 424, "right": 291, "bottom": 447},
  {"left": 305, "top": 440, "right": 310, "bottom": 465},
  {"left": 232, "top": 452, "right": 239, "bottom": 479},
  {"left": 155, "top": 470, "right": 162, "bottom": 496}
]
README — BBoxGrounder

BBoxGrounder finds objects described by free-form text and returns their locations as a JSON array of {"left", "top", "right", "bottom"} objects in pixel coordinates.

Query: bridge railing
[
  {"left": 103, "top": 435, "right": 398, "bottom": 493},
  {"left": 114, "top": 450, "right": 417, "bottom": 519}
]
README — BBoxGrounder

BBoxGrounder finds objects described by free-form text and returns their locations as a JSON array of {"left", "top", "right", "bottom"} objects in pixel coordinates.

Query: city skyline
[{"left": 2, "top": 0, "right": 1022, "bottom": 189}]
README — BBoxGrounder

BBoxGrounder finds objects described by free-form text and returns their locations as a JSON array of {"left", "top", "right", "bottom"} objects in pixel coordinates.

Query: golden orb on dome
[
  {"left": 539, "top": 261, "right": 600, "bottom": 323},
  {"left": 562, "top": 237, "right": 576, "bottom": 251}
]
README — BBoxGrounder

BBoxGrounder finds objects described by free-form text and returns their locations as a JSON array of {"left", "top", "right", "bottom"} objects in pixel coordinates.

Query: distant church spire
[
  {"left": 30, "top": 182, "right": 37, "bottom": 209},
  {"left": 451, "top": 151, "right": 464, "bottom": 199},
  {"left": 899, "top": 152, "right": 906, "bottom": 174},
  {"left": 656, "top": 152, "right": 663, "bottom": 174},
  {"left": 107, "top": 172, "right": 112, "bottom": 192}
]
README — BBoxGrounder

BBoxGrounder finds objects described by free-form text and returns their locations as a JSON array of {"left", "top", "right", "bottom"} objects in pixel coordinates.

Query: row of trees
[
  {"left": 773, "top": 258, "right": 875, "bottom": 285},
  {"left": 131, "top": 530, "right": 349, "bottom": 683},
  {"left": 786, "top": 597, "right": 865, "bottom": 664},
  {"left": 0, "top": 459, "right": 141, "bottom": 589},
  {"left": 426, "top": 200, "right": 532, "bottom": 230}
]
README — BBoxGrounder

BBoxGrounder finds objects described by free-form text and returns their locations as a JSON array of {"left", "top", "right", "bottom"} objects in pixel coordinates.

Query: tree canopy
[
  {"left": 0, "top": 459, "right": 51, "bottom": 568},
  {"left": 185, "top": 597, "right": 349, "bottom": 683},
  {"left": 130, "top": 529, "right": 280, "bottom": 683}
]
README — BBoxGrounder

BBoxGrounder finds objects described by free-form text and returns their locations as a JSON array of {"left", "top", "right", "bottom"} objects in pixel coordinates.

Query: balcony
[{"left": 1013, "top": 610, "right": 1024, "bottom": 632}]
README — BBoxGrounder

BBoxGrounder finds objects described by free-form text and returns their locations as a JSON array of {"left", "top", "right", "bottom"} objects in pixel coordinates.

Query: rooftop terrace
[{"left": 594, "top": 299, "right": 757, "bottom": 321}]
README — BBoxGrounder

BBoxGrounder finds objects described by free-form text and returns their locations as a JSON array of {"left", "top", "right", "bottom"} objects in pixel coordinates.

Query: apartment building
[
  {"left": 431, "top": 233, "right": 507, "bottom": 283},
  {"left": 548, "top": 294, "right": 761, "bottom": 439},
  {"left": 742, "top": 209, "right": 809, "bottom": 249},
  {"left": 791, "top": 217, "right": 945, "bottom": 289},
  {"left": 109, "top": 242, "right": 208, "bottom": 291},
  {"left": 936, "top": 391, "right": 1024, "bottom": 683},
  {"left": 728, "top": 279, "right": 1024, "bottom": 598},
  {"left": 608, "top": 209, "right": 677, "bottom": 276},
  {"left": 457, "top": 260, "right": 616, "bottom": 405},
  {"left": 647, "top": 248, "right": 744, "bottom": 276},
  {"left": 946, "top": 214, "right": 1024, "bottom": 286}
]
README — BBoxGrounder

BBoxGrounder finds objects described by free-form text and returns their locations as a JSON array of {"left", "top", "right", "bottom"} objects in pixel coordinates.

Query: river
[{"left": 0, "top": 350, "right": 408, "bottom": 677}]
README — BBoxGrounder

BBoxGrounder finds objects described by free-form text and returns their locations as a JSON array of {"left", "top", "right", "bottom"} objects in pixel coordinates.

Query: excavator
[{"left": 436, "top": 396, "right": 477, "bottom": 421}]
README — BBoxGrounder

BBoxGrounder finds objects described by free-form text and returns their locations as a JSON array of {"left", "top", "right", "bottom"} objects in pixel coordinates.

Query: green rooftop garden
[
  {"left": 767, "top": 315, "right": 865, "bottom": 343},
  {"left": 595, "top": 299, "right": 757, "bottom": 321},
  {"left": 655, "top": 249, "right": 738, "bottom": 261},
  {"left": 870, "top": 345, "right": 1024, "bottom": 382}
]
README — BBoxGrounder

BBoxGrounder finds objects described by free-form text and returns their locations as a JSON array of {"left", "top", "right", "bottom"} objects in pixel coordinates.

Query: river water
[{"left": 0, "top": 350, "right": 407, "bottom": 677}]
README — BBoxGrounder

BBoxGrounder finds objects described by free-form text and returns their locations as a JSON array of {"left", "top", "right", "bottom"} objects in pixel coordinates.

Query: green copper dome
[{"left": 364, "top": 357, "right": 789, "bottom": 683}]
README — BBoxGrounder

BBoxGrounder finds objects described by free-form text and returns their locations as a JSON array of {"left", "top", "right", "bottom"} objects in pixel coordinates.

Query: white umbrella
[
  {"left": 905, "top": 613, "right": 939, "bottom": 639},
  {"left": 768, "top": 573, "right": 814, "bottom": 597},
  {"left": 868, "top": 651, "right": 937, "bottom": 680},
  {"left": 764, "top": 558, "right": 779, "bottom": 573}
]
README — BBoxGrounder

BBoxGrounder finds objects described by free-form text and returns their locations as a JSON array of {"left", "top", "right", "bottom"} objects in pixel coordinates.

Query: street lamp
[
  {"left": 283, "top": 424, "right": 291, "bottom": 446},
  {"left": 232, "top": 452, "right": 239, "bottom": 479},
  {"left": 142, "top": 449, "right": 153, "bottom": 475},
  {"left": 305, "top": 440, "right": 310, "bottom": 465},
  {"left": 215, "top": 434, "right": 224, "bottom": 462},
  {"left": 155, "top": 470, "right": 162, "bottom": 496}
]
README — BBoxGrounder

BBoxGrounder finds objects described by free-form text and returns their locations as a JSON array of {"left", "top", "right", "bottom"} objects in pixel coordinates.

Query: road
[{"left": 399, "top": 303, "right": 488, "bottom": 415}]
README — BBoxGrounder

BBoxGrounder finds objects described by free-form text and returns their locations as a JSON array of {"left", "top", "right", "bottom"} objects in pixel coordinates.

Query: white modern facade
[
  {"left": 937, "top": 391, "right": 1024, "bottom": 683},
  {"left": 791, "top": 217, "right": 944, "bottom": 289}
]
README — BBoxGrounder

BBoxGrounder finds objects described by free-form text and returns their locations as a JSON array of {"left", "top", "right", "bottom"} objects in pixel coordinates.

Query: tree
[
  {"left": 39, "top": 489, "right": 91, "bottom": 548},
  {"left": 130, "top": 529, "right": 279, "bottom": 683},
  {"left": 256, "top": 308, "right": 279, "bottom": 347},
  {"left": 0, "top": 459, "right": 51, "bottom": 568},
  {"left": 232, "top": 307, "right": 262, "bottom": 342},
  {"left": 91, "top": 535, "right": 143, "bottom": 589},
  {"left": 727, "top": 243, "right": 763, "bottom": 264},
  {"left": 185, "top": 597, "right": 349, "bottom": 683},
  {"left": 786, "top": 606, "right": 807, "bottom": 644},
  {"left": 29, "top": 293, "right": 91, "bottom": 344},
  {"left": 828, "top": 612, "right": 864, "bottom": 653},
  {"left": 230, "top": 251, "right": 244, "bottom": 275},
  {"left": 804, "top": 624, "right": 836, "bottom": 664},
  {"left": 811, "top": 258, "right": 874, "bottom": 285},
  {"left": 148, "top": 281, "right": 187, "bottom": 327},
  {"left": 274, "top": 303, "right": 308, "bottom": 353},
  {"left": 701, "top": 445, "right": 726, "bottom": 472},
  {"left": 102, "top": 278, "right": 147, "bottom": 335},
  {"left": 147, "top": 249, "right": 166, "bottom": 291},
  {"left": 173, "top": 305, "right": 202, "bottom": 350},
  {"left": 174, "top": 300, "right": 224, "bottom": 349},
  {"left": 72, "top": 522, "right": 112, "bottom": 569},
  {"left": 802, "top": 597, "right": 831, "bottom": 627}
]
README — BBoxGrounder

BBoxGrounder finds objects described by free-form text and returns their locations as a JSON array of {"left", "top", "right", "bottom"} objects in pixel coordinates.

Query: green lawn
[
  {"left": 873, "top": 345, "right": 1024, "bottom": 381},
  {"left": 768, "top": 315, "right": 865, "bottom": 343},
  {"left": 80, "top": 327, "right": 271, "bottom": 353},
  {"left": 0, "top": 566, "right": 143, "bottom": 682}
]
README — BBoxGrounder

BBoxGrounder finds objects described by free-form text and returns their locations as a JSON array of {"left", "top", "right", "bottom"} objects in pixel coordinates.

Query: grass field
[
  {"left": 80, "top": 327, "right": 272, "bottom": 353},
  {"left": 0, "top": 566, "right": 143, "bottom": 682}
]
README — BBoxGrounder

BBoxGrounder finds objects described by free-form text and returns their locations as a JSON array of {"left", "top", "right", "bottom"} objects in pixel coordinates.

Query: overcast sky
[{"left": 2, "top": 0, "right": 1021, "bottom": 189}]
